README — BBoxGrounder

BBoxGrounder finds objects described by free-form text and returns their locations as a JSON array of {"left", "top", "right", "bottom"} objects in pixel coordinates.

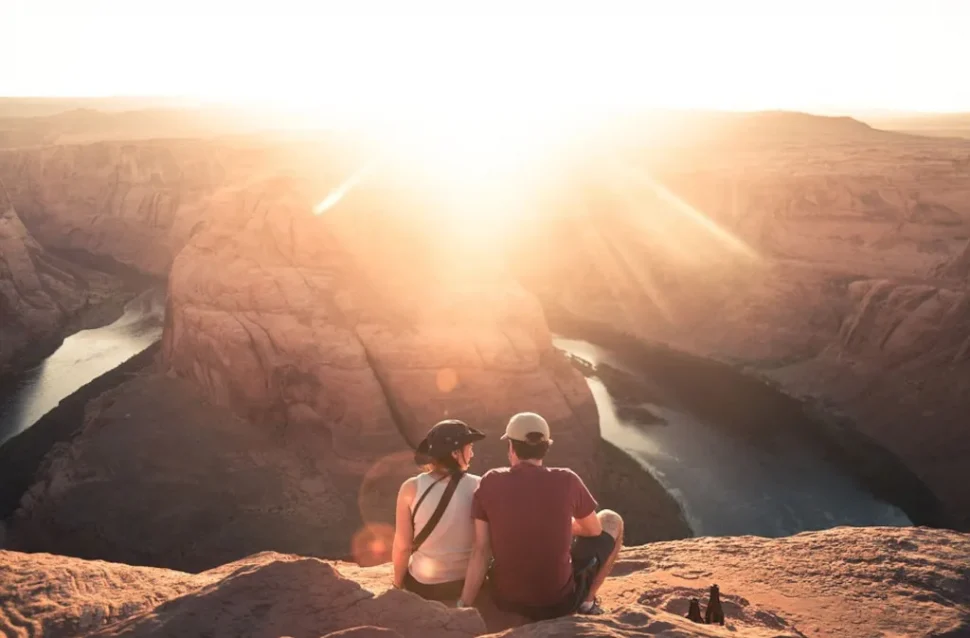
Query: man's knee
[{"left": 597, "top": 510, "right": 624, "bottom": 542}]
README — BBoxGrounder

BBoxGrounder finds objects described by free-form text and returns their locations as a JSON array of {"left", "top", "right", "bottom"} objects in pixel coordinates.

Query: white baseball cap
[{"left": 500, "top": 412, "right": 552, "bottom": 443}]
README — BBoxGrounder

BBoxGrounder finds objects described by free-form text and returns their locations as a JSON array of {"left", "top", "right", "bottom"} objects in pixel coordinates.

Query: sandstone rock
[
  {"left": 0, "top": 141, "right": 278, "bottom": 276},
  {"left": 0, "top": 137, "right": 377, "bottom": 277},
  {"left": 3, "top": 171, "right": 686, "bottom": 569},
  {"left": 0, "top": 106, "right": 260, "bottom": 149},
  {"left": 322, "top": 629, "right": 404, "bottom": 638},
  {"left": 488, "top": 610, "right": 798, "bottom": 637},
  {"left": 87, "top": 554, "right": 485, "bottom": 638},
  {"left": 0, "top": 550, "right": 484, "bottom": 638},
  {"left": 935, "top": 239, "right": 970, "bottom": 280},
  {"left": 2, "top": 367, "right": 685, "bottom": 569},
  {"left": 4, "top": 372, "right": 361, "bottom": 571},
  {"left": 0, "top": 178, "right": 123, "bottom": 372},
  {"left": 597, "top": 526, "right": 970, "bottom": 638},
  {"left": 0, "top": 180, "right": 62, "bottom": 368},
  {"left": 0, "top": 548, "right": 201, "bottom": 637},
  {"left": 517, "top": 132, "right": 970, "bottom": 529},
  {"left": 302, "top": 529, "right": 970, "bottom": 636},
  {"left": 2, "top": 527, "right": 967, "bottom": 638},
  {"left": 161, "top": 175, "right": 600, "bottom": 485}
]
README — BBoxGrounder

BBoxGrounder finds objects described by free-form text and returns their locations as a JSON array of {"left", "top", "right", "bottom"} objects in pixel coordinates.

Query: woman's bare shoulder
[{"left": 399, "top": 476, "right": 420, "bottom": 500}]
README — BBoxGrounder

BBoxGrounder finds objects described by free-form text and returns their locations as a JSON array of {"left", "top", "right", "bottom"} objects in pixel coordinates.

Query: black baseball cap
[{"left": 414, "top": 419, "right": 486, "bottom": 464}]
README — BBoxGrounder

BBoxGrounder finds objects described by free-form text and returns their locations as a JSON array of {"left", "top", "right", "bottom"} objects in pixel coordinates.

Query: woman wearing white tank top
[{"left": 392, "top": 419, "right": 485, "bottom": 601}]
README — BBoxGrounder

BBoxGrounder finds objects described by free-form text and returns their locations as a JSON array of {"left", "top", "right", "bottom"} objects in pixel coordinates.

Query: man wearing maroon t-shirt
[{"left": 458, "top": 412, "right": 624, "bottom": 619}]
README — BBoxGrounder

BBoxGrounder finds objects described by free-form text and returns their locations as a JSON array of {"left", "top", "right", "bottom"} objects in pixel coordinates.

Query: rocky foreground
[{"left": 2, "top": 526, "right": 968, "bottom": 638}]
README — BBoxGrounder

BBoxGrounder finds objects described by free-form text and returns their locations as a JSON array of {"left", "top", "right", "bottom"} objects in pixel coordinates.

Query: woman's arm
[{"left": 391, "top": 478, "right": 417, "bottom": 589}]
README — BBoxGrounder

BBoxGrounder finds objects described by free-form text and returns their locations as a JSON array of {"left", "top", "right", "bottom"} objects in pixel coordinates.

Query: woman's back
[{"left": 409, "top": 472, "right": 480, "bottom": 584}]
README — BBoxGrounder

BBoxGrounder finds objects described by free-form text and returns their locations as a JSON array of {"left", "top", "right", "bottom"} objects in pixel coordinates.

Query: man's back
[{"left": 472, "top": 463, "right": 597, "bottom": 608}]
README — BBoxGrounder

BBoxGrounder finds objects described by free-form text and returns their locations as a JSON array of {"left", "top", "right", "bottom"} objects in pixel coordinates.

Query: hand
[{"left": 456, "top": 599, "right": 466, "bottom": 608}]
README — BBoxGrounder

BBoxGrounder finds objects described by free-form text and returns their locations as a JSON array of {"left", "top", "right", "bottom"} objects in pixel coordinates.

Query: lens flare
[
  {"left": 435, "top": 368, "right": 459, "bottom": 393},
  {"left": 351, "top": 523, "right": 394, "bottom": 567},
  {"left": 601, "top": 155, "right": 759, "bottom": 262},
  {"left": 314, "top": 159, "right": 381, "bottom": 216},
  {"left": 356, "top": 450, "right": 415, "bottom": 561}
]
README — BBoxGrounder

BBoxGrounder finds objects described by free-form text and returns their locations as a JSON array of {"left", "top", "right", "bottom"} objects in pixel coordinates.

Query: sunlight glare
[
  {"left": 314, "top": 160, "right": 381, "bottom": 215},
  {"left": 312, "top": 101, "right": 593, "bottom": 246},
  {"left": 605, "top": 157, "right": 760, "bottom": 262}
]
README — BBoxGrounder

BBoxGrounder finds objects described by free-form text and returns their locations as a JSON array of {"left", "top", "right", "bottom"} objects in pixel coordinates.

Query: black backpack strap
[
  {"left": 411, "top": 472, "right": 464, "bottom": 552},
  {"left": 410, "top": 474, "right": 446, "bottom": 531}
]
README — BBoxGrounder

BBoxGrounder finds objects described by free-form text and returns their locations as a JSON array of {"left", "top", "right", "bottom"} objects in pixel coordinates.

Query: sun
[
  {"left": 313, "top": 100, "right": 590, "bottom": 245},
  {"left": 376, "top": 104, "right": 573, "bottom": 183}
]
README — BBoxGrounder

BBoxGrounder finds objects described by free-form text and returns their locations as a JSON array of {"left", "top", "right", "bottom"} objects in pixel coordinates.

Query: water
[
  {"left": 0, "top": 288, "right": 165, "bottom": 445},
  {"left": 554, "top": 336, "right": 912, "bottom": 537}
]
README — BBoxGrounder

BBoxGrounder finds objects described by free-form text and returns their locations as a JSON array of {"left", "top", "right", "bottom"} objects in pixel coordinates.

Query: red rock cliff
[{"left": 515, "top": 131, "right": 970, "bottom": 529}]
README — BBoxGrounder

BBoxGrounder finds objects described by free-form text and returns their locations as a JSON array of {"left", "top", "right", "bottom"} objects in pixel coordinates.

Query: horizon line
[{"left": 1, "top": 95, "right": 967, "bottom": 119}]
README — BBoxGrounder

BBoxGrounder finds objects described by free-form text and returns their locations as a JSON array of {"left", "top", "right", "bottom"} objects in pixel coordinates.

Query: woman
[{"left": 392, "top": 419, "right": 485, "bottom": 601}]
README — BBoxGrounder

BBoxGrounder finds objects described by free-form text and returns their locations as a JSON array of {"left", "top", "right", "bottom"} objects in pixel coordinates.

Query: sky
[{"left": 4, "top": 0, "right": 970, "bottom": 115}]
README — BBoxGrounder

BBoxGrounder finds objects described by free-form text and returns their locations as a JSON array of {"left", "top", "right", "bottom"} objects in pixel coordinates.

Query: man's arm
[
  {"left": 570, "top": 471, "right": 602, "bottom": 537},
  {"left": 459, "top": 519, "right": 491, "bottom": 606},
  {"left": 572, "top": 511, "right": 604, "bottom": 537},
  {"left": 391, "top": 479, "right": 416, "bottom": 589}
]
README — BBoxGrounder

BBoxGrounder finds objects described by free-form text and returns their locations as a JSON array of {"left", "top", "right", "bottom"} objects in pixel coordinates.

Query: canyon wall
[
  {"left": 160, "top": 174, "right": 600, "bottom": 482},
  {"left": 0, "top": 137, "right": 381, "bottom": 276},
  {"left": 517, "top": 132, "right": 970, "bottom": 529},
  {"left": 0, "top": 142, "right": 260, "bottom": 275},
  {"left": 0, "top": 179, "right": 122, "bottom": 372},
  {"left": 6, "top": 117, "right": 967, "bottom": 572},
  {"left": 4, "top": 171, "right": 693, "bottom": 571}
]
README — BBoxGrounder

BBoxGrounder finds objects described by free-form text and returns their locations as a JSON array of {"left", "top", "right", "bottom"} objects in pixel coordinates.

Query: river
[
  {"left": 553, "top": 336, "right": 912, "bottom": 537},
  {"left": 0, "top": 297, "right": 913, "bottom": 535},
  {"left": 0, "top": 288, "right": 165, "bottom": 445}
]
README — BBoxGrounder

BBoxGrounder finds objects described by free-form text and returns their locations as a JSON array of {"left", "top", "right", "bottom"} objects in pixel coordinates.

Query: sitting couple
[{"left": 391, "top": 412, "right": 624, "bottom": 619}]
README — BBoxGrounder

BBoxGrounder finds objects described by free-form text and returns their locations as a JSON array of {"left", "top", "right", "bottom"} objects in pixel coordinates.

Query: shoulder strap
[
  {"left": 412, "top": 472, "right": 464, "bottom": 552},
  {"left": 410, "top": 474, "right": 446, "bottom": 530}
]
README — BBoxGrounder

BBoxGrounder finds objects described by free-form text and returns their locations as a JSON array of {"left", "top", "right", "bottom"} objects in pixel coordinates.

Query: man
[{"left": 458, "top": 412, "right": 624, "bottom": 619}]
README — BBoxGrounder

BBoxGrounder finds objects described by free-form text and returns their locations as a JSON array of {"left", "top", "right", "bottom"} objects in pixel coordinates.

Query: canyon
[
  {"left": 1, "top": 105, "right": 969, "bottom": 636},
  {"left": 0, "top": 135, "right": 688, "bottom": 570},
  {"left": 0, "top": 178, "right": 137, "bottom": 375},
  {"left": 514, "top": 120, "right": 970, "bottom": 530}
]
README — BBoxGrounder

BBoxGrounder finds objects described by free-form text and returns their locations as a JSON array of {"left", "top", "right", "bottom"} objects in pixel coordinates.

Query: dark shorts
[
  {"left": 570, "top": 531, "right": 617, "bottom": 603},
  {"left": 492, "top": 531, "right": 617, "bottom": 621},
  {"left": 572, "top": 531, "right": 616, "bottom": 577},
  {"left": 403, "top": 571, "right": 464, "bottom": 602}
]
